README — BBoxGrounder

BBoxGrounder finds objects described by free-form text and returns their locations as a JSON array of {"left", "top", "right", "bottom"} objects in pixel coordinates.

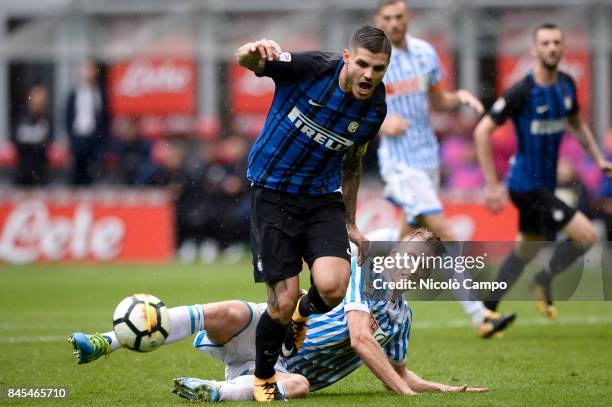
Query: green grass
[{"left": 1, "top": 262, "right": 611, "bottom": 406}]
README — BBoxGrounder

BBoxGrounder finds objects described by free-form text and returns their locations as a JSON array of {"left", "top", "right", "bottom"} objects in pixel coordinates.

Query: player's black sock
[
  {"left": 298, "top": 285, "right": 333, "bottom": 317},
  {"left": 254, "top": 311, "right": 288, "bottom": 379},
  {"left": 534, "top": 240, "right": 588, "bottom": 287},
  {"left": 484, "top": 251, "right": 528, "bottom": 311}
]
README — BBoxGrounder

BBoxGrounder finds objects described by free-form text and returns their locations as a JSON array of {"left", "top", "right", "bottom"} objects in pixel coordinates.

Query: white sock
[
  {"left": 219, "top": 375, "right": 254, "bottom": 401},
  {"left": 218, "top": 375, "right": 287, "bottom": 401},
  {"left": 101, "top": 304, "right": 205, "bottom": 351},
  {"left": 165, "top": 305, "right": 205, "bottom": 344},
  {"left": 460, "top": 301, "right": 486, "bottom": 326}
]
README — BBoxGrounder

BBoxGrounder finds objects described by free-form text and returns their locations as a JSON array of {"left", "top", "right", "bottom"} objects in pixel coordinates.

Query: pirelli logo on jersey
[
  {"left": 287, "top": 106, "right": 354, "bottom": 151},
  {"left": 530, "top": 118, "right": 566, "bottom": 135}
]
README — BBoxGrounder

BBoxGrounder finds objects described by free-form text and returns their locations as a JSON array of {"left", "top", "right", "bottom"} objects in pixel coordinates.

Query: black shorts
[
  {"left": 250, "top": 186, "right": 351, "bottom": 283},
  {"left": 509, "top": 188, "right": 577, "bottom": 240}
]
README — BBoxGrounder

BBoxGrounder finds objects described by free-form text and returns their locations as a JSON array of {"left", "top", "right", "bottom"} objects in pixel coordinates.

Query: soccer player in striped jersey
[
  {"left": 474, "top": 23, "right": 612, "bottom": 317},
  {"left": 69, "top": 229, "right": 488, "bottom": 401},
  {"left": 235, "top": 25, "right": 391, "bottom": 401},
  {"left": 188, "top": 229, "right": 486, "bottom": 399},
  {"left": 374, "top": 0, "right": 484, "bottom": 240},
  {"left": 374, "top": 0, "right": 515, "bottom": 339}
]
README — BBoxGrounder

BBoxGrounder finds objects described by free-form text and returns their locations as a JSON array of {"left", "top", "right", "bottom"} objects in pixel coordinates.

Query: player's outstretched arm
[
  {"left": 567, "top": 114, "right": 612, "bottom": 177},
  {"left": 346, "top": 310, "right": 416, "bottom": 395},
  {"left": 235, "top": 39, "right": 282, "bottom": 74},
  {"left": 342, "top": 144, "right": 369, "bottom": 264},
  {"left": 474, "top": 115, "right": 506, "bottom": 213},
  {"left": 380, "top": 114, "right": 409, "bottom": 137},
  {"left": 429, "top": 85, "right": 484, "bottom": 114},
  {"left": 393, "top": 365, "right": 489, "bottom": 393}
]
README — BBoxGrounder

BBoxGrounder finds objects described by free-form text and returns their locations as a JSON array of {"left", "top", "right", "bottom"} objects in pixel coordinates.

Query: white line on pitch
[
  {"left": 0, "top": 335, "right": 67, "bottom": 344},
  {"left": 1, "top": 315, "right": 611, "bottom": 345},
  {"left": 412, "top": 315, "right": 612, "bottom": 329}
]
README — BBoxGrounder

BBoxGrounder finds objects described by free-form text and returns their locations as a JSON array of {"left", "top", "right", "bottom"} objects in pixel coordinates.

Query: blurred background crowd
[{"left": 0, "top": 0, "right": 610, "bottom": 262}]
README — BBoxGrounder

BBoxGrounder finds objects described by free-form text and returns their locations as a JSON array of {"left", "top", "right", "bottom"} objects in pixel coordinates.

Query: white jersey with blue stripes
[
  {"left": 377, "top": 35, "right": 442, "bottom": 172},
  {"left": 282, "top": 257, "right": 412, "bottom": 391}
]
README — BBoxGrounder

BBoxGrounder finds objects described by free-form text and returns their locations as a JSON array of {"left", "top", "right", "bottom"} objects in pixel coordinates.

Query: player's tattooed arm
[
  {"left": 342, "top": 144, "right": 364, "bottom": 225},
  {"left": 342, "top": 144, "right": 369, "bottom": 264},
  {"left": 235, "top": 39, "right": 282, "bottom": 74},
  {"left": 567, "top": 114, "right": 612, "bottom": 176},
  {"left": 392, "top": 364, "right": 488, "bottom": 394}
]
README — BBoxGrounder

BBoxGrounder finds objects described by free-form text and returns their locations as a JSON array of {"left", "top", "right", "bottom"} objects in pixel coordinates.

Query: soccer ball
[{"left": 112, "top": 294, "right": 171, "bottom": 352}]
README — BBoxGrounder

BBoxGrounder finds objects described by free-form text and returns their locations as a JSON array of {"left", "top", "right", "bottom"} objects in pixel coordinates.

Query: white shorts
[
  {"left": 193, "top": 301, "right": 287, "bottom": 381},
  {"left": 381, "top": 164, "right": 443, "bottom": 225}
]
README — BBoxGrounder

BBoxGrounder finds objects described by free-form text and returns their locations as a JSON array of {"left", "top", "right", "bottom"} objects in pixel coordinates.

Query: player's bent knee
[
  {"left": 200, "top": 301, "right": 253, "bottom": 344},
  {"left": 282, "top": 374, "right": 310, "bottom": 399},
  {"left": 225, "top": 302, "right": 252, "bottom": 327},
  {"left": 311, "top": 259, "right": 350, "bottom": 306},
  {"left": 293, "top": 375, "right": 310, "bottom": 398},
  {"left": 317, "top": 285, "right": 346, "bottom": 307},
  {"left": 576, "top": 228, "right": 597, "bottom": 250},
  {"left": 203, "top": 301, "right": 249, "bottom": 327},
  {"left": 570, "top": 223, "right": 597, "bottom": 250},
  {"left": 564, "top": 212, "right": 598, "bottom": 247}
]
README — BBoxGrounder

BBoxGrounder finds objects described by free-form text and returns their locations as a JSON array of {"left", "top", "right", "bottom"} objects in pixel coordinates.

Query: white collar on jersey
[{"left": 391, "top": 34, "right": 414, "bottom": 56}]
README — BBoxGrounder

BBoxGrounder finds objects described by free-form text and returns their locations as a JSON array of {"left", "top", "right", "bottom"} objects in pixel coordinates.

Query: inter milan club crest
[
  {"left": 276, "top": 52, "right": 292, "bottom": 62},
  {"left": 348, "top": 121, "right": 359, "bottom": 133}
]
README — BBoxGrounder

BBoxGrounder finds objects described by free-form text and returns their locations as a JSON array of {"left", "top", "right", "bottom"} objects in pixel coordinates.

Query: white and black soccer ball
[{"left": 112, "top": 294, "right": 171, "bottom": 352}]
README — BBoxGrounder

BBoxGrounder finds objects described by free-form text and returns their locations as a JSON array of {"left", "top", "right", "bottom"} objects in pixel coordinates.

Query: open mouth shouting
[{"left": 357, "top": 81, "right": 373, "bottom": 97}]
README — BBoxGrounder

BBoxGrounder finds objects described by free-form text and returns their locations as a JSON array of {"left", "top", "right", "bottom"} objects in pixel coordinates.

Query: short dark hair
[
  {"left": 375, "top": 0, "right": 406, "bottom": 14},
  {"left": 349, "top": 25, "right": 392, "bottom": 58},
  {"left": 533, "top": 23, "right": 563, "bottom": 39},
  {"left": 405, "top": 228, "right": 446, "bottom": 257}
]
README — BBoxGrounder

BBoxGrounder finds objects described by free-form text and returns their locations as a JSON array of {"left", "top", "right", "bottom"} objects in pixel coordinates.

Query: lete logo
[
  {"left": 117, "top": 61, "right": 193, "bottom": 97},
  {"left": 0, "top": 201, "right": 125, "bottom": 264}
]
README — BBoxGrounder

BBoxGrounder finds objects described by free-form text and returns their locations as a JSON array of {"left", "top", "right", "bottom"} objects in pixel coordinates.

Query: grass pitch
[{"left": 1, "top": 262, "right": 611, "bottom": 406}]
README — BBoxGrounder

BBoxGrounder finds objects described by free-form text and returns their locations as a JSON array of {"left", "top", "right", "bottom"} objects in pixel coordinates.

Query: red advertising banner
[
  {"left": 0, "top": 189, "right": 174, "bottom": 264},
  {"left": 426, "top": 35, "right": 455, "bottom": 91},
  {"left": 229, "top": 62, "right": 275, "bottom": 137},
  {"left": 109, "top": 58, "right": 196, "bottom": 116},
  {"left": 228, "top": 33, "right": 318, "bottom": 137},
  {"left": 356, "top": 186, "right": 518, "bottom": 241}
]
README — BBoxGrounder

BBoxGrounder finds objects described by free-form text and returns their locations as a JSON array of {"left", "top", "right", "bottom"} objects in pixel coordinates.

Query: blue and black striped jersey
[
  {"left": 488, "top": 71, "right": 579, "bottom": 192},
  {"left": 247, "top": 52, "right": 387, "bottom": 195}
]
